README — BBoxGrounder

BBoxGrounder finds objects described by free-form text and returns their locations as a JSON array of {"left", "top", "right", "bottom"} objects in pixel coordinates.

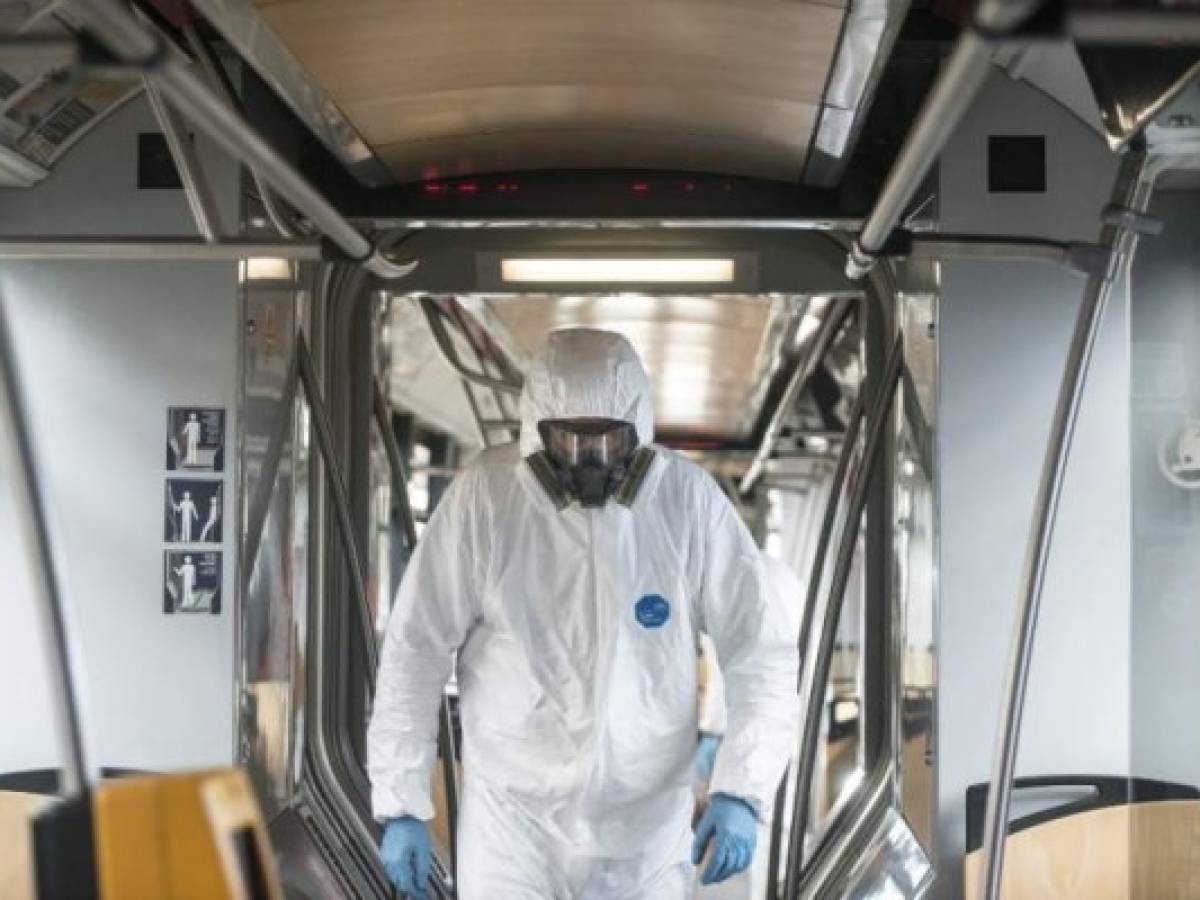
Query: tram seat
[
  {"left": 0, "top": 792, "right": 47, "bottom": 900},
  {"left": 963, "top": 776, "right": 1200, "bottom": 899}
]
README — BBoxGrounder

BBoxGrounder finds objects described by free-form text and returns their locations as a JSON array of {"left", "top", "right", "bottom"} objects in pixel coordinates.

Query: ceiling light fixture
[{"left": 500, "top": 258, "right": 736, "bottom": 284}]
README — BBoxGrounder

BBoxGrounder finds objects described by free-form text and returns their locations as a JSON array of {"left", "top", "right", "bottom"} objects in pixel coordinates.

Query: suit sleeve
[
  {"left": 367, "top": 472, "right": 486, "bottom": 822},
  {"left": 698, "top": 481, "right": 800, "bottom": 817}
]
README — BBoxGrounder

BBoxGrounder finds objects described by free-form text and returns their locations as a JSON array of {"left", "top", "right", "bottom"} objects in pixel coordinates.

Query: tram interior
[{"left": 0, "top": 1, "right": 1198, "bottom": 899}]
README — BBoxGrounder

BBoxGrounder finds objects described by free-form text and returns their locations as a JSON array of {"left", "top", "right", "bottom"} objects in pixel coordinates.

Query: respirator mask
[{"left": 528, "top": 417, "right": 648, "bottom": 509}]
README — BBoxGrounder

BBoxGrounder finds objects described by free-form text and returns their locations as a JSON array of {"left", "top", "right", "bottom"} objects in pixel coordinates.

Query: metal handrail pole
[
  {"left": 847, "top": 0, "right": 1047, "bottom": 278},
  {"left": 783, "top": 338, "right": 903, "bottom": 897},
  {"left": 241, "top": 353, "right": 300, "bottom": 596},
  {"left": 143, "top": 76, "right": 220, "bottom": 241},
  {"left": 76, "top": 0, "right": 416, "bottom": 280},
  {"left": 769, "top": 392, "right": 865, "bottom": 900},
  {"left": 764, "top": 770, "right": 790, "bottom": 898},
  {"left": 179, "top": 22, "right": 301, "bottom": 241},
  {"left": 0, "top": 303, "right": 98, "bottom": 796},
  {"left": 447, "top": 299, "right": 520, "bottom": 444},
  {"left": 371, "top": 380, "right": 419, "bottom": 551},
  {"left": 975, "top": 149, "right": 1152, "bottom": 900},
  {"left": 296, "top": 336, "right": 379, "bottom": 688},
  {"left": 418, "top": 297, "right": 523, "bottom": 394},
  {"left": 739, "top": 297, "right": 853, "bottom": 495},
  {"left": 437, "top": 695, "right": 461, "bottom": 892}
]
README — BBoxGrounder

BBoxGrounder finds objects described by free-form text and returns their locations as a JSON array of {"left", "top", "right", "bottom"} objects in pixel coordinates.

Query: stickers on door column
[
  {"left": 163, "top": 550, "right": 222, "bottom": 614},
  {"left": 166, "top": 407, "right": 225, "bottom": 472},
  {"left": 164, "top": 478, "right": 222, "bottom": 544}
]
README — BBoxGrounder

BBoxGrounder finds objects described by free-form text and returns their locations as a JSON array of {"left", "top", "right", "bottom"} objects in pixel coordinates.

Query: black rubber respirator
[{"left": 535, "top": 417, "right": 640, "bottom": 508}]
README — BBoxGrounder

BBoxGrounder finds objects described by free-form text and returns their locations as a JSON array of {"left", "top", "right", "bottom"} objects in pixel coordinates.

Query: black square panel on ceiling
[
  {"left": 138, "top": 132, "right": 182, "bottom": 189},
  {"left": 988, "top": 135, "right": 1046, "bottom": 193}
]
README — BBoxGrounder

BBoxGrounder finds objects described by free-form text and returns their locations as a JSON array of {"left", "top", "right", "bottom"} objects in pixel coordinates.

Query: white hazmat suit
[{"left": 368, "top": 328, "right": 798, "bottom": 899}]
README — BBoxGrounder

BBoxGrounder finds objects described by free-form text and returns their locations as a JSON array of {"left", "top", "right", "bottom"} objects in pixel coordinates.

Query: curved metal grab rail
[
  {"left": 975, "top": 148, "right": 1154, "bottom": 900},
  {"left": 739, "top": 297, "right": 855, "bottom": 496},
  {"left": 765, "top": 387, "right": 866, "bottom": 900},
  {"left": 75, "top": 0, "right": 416, "bottom": 280},
  {"left": 295, "top": 335, "right": 379, "bottom": 691},
  {"left": 0, "top": 302, "right": 98, "bottom": 797},
  {"left": 783, "top": 335, "right": 904, "bottom": 897},
  {"left": 418, "top": 297, "right": 524, "bottom": 395}
]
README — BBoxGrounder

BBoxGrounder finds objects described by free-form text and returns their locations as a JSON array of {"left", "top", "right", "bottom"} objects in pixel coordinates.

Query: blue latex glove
[
  {"left": 691, "top": 794, "right": 758, "bottom": 885},
  {"left": 380, "top": 816, "right": 432, "bottom": 899},
  {"left": 693, "top": 733, "right": 722, "bottom": 782}
]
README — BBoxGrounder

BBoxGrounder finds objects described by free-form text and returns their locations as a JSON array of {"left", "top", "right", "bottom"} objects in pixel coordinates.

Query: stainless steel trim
[
  {"left": 143, "top": 76, "right": 221, "bottom": 242},
  {"left": 975, "top": 148, "right": 1154, "bottom": 900},
  {"left": 187, "top": 0, "right": 395, "bottom": 187},
  {"left": 0, "top": 238, "right": 324, "bottom": 260},
  {"left": 73, "top": 0, "right": 415, "bottom": 280},
  {"left": 0, "top": 301, "right": 98, "bottom": 796},
  {"left": 769, "top": 390, "right": 866, "bottom": 900},
  {"left": 738, "top": 296, "right": 853, "bottom": 495},
  {"left": 907, "top": 235, "right": 1110, "bottom": 276},
  {"left": 836, "top": 802, "right": 934, "bottom": 898},
  {"left": 784, "top": 335, "right": 904, "bottom": 897},
  {"left": 798, "top": 763, "right": 894, "bottom": 899},
  {"left": 241, "top": 353, "right": 301, "bottom": 598},
  {"left": 436, "top": 695, "right": 460, "bottom": 890},
  {"left": 847, "top": 0, "right": 1047, "bottom": 278}
]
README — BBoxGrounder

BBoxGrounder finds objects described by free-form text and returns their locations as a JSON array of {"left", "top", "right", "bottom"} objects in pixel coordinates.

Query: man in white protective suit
[{"left": 368, "top": 328, "right": 798, "bottom": 900}]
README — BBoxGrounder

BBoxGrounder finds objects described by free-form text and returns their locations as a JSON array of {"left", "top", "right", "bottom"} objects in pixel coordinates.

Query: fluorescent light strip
[{"left": 501, "top": 258, "right": 735, "bottom": 284}]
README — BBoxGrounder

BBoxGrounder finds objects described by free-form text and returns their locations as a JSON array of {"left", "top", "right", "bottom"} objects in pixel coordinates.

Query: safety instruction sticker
[
  {"left": 164, "top": 478, "right": 223, "bottom": 544},
  {"left": 163, "top": 551, "right": 222, "bottom": 615},
  {"left": 166, "top": 407, "right": 225, "bottom": 472}
]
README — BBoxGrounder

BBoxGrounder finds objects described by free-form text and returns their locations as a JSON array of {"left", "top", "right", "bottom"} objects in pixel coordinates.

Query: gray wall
[
  {"left": 1129, "top": 190, "right": 1200, "bottom": 789},
  {"left": 0, "top": 96, "right": 241, "bottom": 772},
  {"left": 934, "top": 73, "right": 1131, "bottom": 897}
]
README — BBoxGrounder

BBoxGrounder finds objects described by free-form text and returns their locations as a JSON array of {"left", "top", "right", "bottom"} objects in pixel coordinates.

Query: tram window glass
[{"left": 239, "top": 322, "right": 310, "bottom": 818}]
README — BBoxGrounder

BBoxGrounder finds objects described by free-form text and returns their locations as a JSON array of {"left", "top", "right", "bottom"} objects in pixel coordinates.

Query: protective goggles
[
  {"left": 528, "top": 418, "right": 653, "bottom": 509},
  {"left": 537, "top": 418, "right": 639, "bottom": 468}
]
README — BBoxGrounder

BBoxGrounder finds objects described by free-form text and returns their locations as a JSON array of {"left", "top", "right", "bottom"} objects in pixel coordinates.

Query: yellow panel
[
  {"left": 93, "top": 775, "right": 173, "bottom": 899},
  {"left": 93, "top": 770, "right": 279, "bottom": 900}
]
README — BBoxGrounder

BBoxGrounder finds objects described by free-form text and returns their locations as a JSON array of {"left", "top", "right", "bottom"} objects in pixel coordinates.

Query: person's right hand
[{"left": 380, "top": 816, "right": 432, "bottom": 899}]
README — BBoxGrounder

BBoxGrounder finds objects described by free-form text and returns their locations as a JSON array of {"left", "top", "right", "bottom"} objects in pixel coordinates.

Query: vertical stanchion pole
[
  {"left": 0, "top": 303, "right": 98, "bottom": 796},
  {"left": 976, "top": 149, "right": 1153, "bottom": 900}
]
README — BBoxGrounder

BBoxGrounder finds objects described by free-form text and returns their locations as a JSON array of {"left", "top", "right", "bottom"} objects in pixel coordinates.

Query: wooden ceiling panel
[{"left": 253, "top": 0, "right": 846, "bottom": 182}]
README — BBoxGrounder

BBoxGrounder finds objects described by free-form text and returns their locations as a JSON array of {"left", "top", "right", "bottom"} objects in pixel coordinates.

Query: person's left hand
[{"left": 691, "top": 793, "right": 757, "bottom": 884}]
